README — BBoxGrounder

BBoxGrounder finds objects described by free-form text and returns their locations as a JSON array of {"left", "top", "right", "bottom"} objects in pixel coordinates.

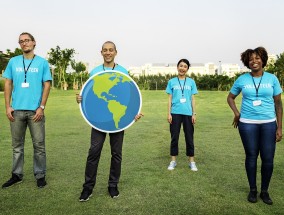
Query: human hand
[
  {"left": 276, "top": 128, "right": 282, "bottom": 142},
  {"left": 232, "top": 114, "right": 240, "bottom": 128},
  {"left": 33, "top": 107, "right": 44, "bottom": 122},
  {"left": 6, "top": 106, "right": 15, "bottom": 122},
  {"left": 168, "top": 114, "right": 172, "bottom": 124},
  {"left": 135, "top": 113, "right": 144, "bottom": 121},
  {"left": 192, "top": 115, "right": 196, "bottom": 124},
  {"left": 76, "top": 93, "right": 82, "bottom": 104}
]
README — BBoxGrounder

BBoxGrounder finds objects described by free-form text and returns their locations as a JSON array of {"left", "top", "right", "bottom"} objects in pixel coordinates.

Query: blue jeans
[
  {"left": 10, "top": 111, "right": 46, "bottom": 179},
  {"left": 238, "top": 121, "right": 276, "bottom": 191}
]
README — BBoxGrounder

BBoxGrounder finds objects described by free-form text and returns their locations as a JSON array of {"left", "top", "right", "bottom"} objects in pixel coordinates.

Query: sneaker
[
  {"left": 167, "top": 161, "right": 177, "bottom": 170},
  {"left": 247, "top": 190, "right": 257, "bottom": 203},
  {"left": 108, "top": 186, "right": 119, "bottom": 198},
  {"left": 189, "top": 162, "right": 198, "bottom": 171},
  {"left": 79, "top": 188, "right": 93, "bottom": 202},
  {"left": 260, "top": 191, "right": 273, "bottom": 205},
  {"left": 37, "top": 177, "right": 47, "bottom": 188},
  {"left": 2, "top": 174, "right": 22, "bottom": 189}
]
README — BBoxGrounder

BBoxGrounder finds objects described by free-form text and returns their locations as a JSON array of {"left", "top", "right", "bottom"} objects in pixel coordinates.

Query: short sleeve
[
  {"left": 43, "top": 60, "right": 52, "bottom": 82},
  {"left": 273, "top": 75, "right": 283, "bottom": 96},
  {"left": 166, "top": 80, "right": 172, "bottom": 94},
  {"left": 2, "top": 59, "right": 13, "bottom": 80},
  {"left": 230, "top": 76, "right": 242, "bottom": 96}
]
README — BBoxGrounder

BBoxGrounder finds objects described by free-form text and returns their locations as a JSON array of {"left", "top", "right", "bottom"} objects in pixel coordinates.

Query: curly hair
[{"left": 240, "top": 47, "right": 268, "bottom": 68}]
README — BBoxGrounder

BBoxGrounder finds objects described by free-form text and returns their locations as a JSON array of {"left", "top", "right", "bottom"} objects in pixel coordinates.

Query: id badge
[
  {"left": 180, "top": 98, "right": 186, "bottom": 103},
  {"left": 253, "top": 100, "right": 262, "bottom": 106},
  {"left": 21, "top": 82, "right": 29, "bottom": 88}
]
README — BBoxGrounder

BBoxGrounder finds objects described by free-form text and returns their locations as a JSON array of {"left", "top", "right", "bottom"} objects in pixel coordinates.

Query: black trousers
[
  {"left": 83, "top": 128, "right": 124, "bottom": 191},
  {"left": 170, "top": 114, "right": 194, "bottom": 157}
]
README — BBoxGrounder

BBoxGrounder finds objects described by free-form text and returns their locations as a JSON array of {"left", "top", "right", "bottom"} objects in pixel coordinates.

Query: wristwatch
[{"left": 40, "top": 105, "right": 45, "bottom": 110}]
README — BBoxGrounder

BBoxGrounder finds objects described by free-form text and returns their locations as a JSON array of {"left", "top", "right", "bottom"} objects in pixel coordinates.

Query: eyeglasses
[{"left": 19, "top": 39, "right": 32, "bottom": 45}]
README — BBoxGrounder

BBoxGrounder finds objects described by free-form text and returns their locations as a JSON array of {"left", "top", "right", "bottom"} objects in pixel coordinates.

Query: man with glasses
[{"left": 2, "top": 32, "right": 52, "bottom": 188}]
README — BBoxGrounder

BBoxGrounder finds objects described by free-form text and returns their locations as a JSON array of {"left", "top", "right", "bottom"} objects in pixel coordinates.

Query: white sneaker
[
  {"left": 189, "top": 162, "right": 198, "bottom": 171},
  {"left": 167, "top": 161, "right": 177, "bottom": 170}
]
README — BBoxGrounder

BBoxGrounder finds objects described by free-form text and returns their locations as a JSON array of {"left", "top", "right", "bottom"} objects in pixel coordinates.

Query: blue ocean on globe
[{"left": 80, "top": 71, "right": 142, "bottom": 133}]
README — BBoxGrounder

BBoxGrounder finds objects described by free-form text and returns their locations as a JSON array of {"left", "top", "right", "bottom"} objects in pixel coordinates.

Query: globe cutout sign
[{"left": 80, "top": 70, "right": 142, "bottom": 133}]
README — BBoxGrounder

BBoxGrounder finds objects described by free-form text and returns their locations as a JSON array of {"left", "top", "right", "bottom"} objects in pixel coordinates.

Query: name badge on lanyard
[
  {"left": 22, "top": 55, "right": 35, "bottom": 89},
  {"left": 253, "top": 100, "right": 261, "bottom": 106},
  {"left": 251, "top": 73, "right": 263, "bottom": 107},
  {"left": 177, "top": 77, "right": 187, "bottom": 103},
  {"left": 21, "top": 82, "right": 30, "bottom": 88}
]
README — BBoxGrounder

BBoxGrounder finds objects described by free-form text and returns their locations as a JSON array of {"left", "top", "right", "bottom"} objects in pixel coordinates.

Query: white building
[
  {"left": 128, "top": 62, "right": 240, "bottom": 77},
  {"left": 220, "top": 64, "right": 241, "bottom": 77},
  {"left": 128, "top": 52, "right": 277, "bottom": 77}
]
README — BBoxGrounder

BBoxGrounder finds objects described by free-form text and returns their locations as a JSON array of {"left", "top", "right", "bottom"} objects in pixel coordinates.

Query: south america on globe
[{"left": 80, "top": 70, "right": 142, "bottom": 133}]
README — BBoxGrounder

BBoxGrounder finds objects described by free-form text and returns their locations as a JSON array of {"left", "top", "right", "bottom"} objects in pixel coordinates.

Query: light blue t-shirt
[
  {"left": 166, "top": 77, "right": 198, "bottom": 116},
  {"left": 230, "top": 72, "right": 282, "bottom": 121},
  {"left": 89, "top": 64, "right": 128, "bottom": 77},
  {"left": 3, "top": 55, "right": 52, "bottom": 111}
]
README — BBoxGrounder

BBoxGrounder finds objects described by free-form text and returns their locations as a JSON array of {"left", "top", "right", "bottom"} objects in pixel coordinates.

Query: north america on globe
[{"left": 93, "top": 73, "right": 130, "bottom": 128}]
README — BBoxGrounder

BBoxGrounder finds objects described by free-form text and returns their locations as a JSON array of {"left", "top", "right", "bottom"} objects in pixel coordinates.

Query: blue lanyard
[
  {"left": 177, "top": 77, "right": 186, "bottom": 96},
  {"left": 251, "top": 72, "right": 263, "bottom": 98},
  {"left": 103, "top": 63, "right": 116, "bottom": 71},
  {"left": 22, "top": 55, "right": 35, "bottom": 83}
]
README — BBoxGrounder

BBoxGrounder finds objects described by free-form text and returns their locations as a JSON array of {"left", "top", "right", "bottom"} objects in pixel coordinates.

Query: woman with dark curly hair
[{"left": 227, "top": 47, "right": 283, "bottom": 205}]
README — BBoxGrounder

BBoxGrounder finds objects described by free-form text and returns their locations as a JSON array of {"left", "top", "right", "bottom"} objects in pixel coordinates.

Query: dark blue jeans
[{"left": 238, "top": 121, "right": 277, "bottom": 191}]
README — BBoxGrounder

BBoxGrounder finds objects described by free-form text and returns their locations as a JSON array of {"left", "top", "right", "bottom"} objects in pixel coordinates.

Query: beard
[
  {"left": 22, "top": 46, "right": 35, "bottom": 54},
  {"left": 23, "top": 49, "right": 33, "bottom": 54}
]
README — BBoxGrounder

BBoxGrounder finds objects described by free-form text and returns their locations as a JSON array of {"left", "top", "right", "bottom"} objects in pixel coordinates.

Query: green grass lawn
[{"left": 0, "top": 90, "right": 283, "bottom": 215}]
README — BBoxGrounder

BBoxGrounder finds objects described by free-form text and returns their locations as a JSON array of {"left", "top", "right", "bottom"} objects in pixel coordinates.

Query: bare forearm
[
  {"left": 4, "top": 80, "right": 12, "bottom": 109},
  {"left": 275, "top": 99, "right": 283, "bottom": 129},
  {"left": 41, "top": 81, "right": 51, "bottom": 106},
  {"left": 227, "top": 96, "right": 240, "bottom": 116},
  {"left": 168, "top": 95, "right": 172, "bottom": 114},
  {"left": 191, "top": 95, "right": 196, "bottom": 113}
]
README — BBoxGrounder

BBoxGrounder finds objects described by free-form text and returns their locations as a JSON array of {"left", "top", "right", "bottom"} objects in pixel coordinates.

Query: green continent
[
  {"left": 108, "top": 100, "right": 127, "bottom": 128},
  {"left": 92, "top": 73, "right": 131, "bottom": 101},
  {"left": 92, "top": 72, "right": 131, "bottom": 129}
]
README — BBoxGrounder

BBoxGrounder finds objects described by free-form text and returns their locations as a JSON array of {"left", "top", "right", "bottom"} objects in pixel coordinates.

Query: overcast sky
[{"left": 1, "top": 0, "right": 284, "bottom": 69}]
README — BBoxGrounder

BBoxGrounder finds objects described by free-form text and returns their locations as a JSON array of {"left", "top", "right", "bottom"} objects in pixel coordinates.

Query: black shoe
[
  {"left": 260, "top": 191, "right": 273, "bottom": 205},
  {"left": 2, "top": 174, "right": 22, "bottom": 189},
  {"left": 79, "top": 189, "right": 92, "bottom": 202},
  {"left": 108, "top": 186, "right": 119, "bottom": 198},
  {"left": 247, "top": 190, "right": 257, "bottom": 203},
  {"left": 37, "top": 177, "right": 47, "bottom": 188}
]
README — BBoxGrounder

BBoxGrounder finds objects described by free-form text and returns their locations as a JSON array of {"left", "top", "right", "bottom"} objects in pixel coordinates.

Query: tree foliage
[
  {"left": 71, "top": 60, "right": 87, "bottom": 89},
  {"left": 47, "top": 46, "right": 75, "bottom": 89},
  {"left": 0, "top": 48, "right": 23, "bottom": 73},
  {"left": 266, "top": 53, "right": 284, "bottom": 87},
  {"left": 2, "top": 44, "right": 283, "bottom": 92}
]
